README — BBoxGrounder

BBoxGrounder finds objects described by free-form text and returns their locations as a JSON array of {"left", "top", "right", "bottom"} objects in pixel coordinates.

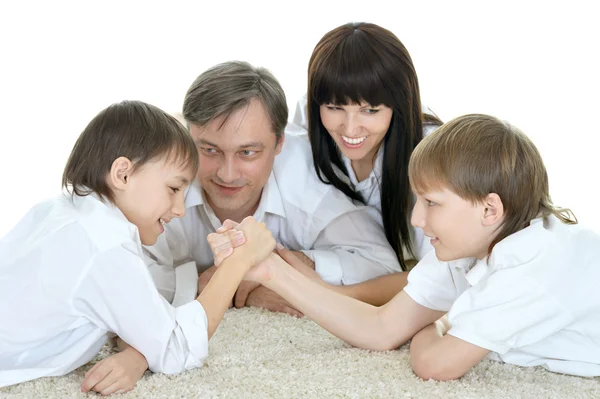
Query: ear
[
  {"left": 274, "top": 133, "right": 285, "bottom": 155},
  {"left": 107, "top": 156, "right": 134, "bottom": 191},
  {"left": 481, "top": 193, "right": 504, "bottom": 226}
]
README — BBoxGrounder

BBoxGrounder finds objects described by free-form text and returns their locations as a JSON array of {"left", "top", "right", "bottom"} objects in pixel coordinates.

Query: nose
[
  {"left": 411, "top": 201, "right": 426, "bottom": 229},
  {"left": 172, "top": 192, "right": 186, "bottom": 218},
  {"left": 343, "top": 112, "right": 361, "bottom": 137},
  {"left": 216, "top": 155, "right": 241, "bottom": 184}
]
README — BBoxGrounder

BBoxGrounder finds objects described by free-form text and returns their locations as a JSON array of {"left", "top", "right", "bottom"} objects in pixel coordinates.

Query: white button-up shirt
[
  {"left": 0, "top": 194, "right": 209, "bottom": 388},
  {"left": 144, "top": 134, "right": 401, "bottom": 305},
  {"left": 404, "top": 215, "right": 600, "bottom": 377},
  {"left": 288, "top": 94, "right": 436, "bottom": 261}
]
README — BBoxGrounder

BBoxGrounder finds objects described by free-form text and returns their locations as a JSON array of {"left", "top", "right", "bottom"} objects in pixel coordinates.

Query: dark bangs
[{"left": 310, "top": 29, "right": 396, "bottom": 108}]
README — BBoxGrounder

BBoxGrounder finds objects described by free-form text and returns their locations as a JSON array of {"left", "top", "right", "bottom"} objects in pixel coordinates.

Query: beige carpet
[{"left": 2, "top": 308, "right": 598, "bottom": 398}]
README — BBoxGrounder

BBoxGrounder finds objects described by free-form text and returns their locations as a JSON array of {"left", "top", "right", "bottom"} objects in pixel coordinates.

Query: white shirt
[
  {"left": 144, "top": 134, "right": 401, "bottom": 305},
  {"left": 0, "top": 194, "right": 209, "bottom": 388},
  {"left": 404, "top": 215, "right": 600, "bottom": 377},
  {"left": 288, "top": 94, "right": 436, "bottom": 261}
]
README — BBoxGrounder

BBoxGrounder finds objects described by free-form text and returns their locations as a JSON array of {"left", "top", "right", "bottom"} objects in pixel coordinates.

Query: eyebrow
[
  {"left": 174, "top": 176, "right": 190, "bottom": 185},
  {"left": 195, "top": 138, "right": 265, "bottom": 150}
]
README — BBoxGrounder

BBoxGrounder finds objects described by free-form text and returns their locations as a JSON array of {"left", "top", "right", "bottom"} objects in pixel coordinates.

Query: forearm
[
  {"left": 196, "top": 252, "right": 250, "bottom": 339},
  {"left": 409, "top": 318, "right": 482, "bottom": 381},
  {"left": 331, "top": 272, "right": 408, "bottom": 306},
  {"left": 264, "top": 258, "right": 393, "bottom": 351}
]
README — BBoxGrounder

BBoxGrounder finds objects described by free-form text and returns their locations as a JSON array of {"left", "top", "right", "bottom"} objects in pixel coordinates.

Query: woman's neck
[{"left": 350, "top": 158, "right": 374, "bottom": 182}]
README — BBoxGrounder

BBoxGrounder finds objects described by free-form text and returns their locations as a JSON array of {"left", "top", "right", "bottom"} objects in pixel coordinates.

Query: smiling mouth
[{"left": 341, "top": 135, "right": 367, "bottom": 145}]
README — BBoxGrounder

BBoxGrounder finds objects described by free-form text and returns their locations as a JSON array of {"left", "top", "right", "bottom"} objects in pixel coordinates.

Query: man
[{"left": 145, "top": 61, "right": 400, "bottom": 315}]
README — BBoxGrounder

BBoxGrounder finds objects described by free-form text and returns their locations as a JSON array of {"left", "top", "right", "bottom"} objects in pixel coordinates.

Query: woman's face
[{"left": 319, "top": 102, "right": 393, "bottom": 164}]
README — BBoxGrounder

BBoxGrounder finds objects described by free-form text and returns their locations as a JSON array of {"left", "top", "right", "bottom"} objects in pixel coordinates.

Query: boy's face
[
  {"left": 116, "top": 157, "right": 194, "bottom": 246},
  {"left": 411, "top": 187, "right": 492, "bottom": 261}
]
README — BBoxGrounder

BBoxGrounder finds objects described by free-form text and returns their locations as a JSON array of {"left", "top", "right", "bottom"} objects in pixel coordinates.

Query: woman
[{"left": 290, "top": 22, "right": 441, "bottom": 271}]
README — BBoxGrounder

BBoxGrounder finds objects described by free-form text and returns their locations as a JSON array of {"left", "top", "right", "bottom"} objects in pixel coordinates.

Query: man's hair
[
  {"left": 183, "top": 60, "right": 288, "bottom": 142},
  {"left": 306, "top": 22, "right": 442, "bottom": 270},
  {"left": 62, "top": 100, "right": 199, "bottom": 203},
  {"left": 408, "top": 113, "right": 576, "bottom": 254}
]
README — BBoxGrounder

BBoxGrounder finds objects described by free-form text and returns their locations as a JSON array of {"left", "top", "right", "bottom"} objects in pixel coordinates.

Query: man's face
[{"left": 189, "top": 98, "right": 284, "bottom": 219}]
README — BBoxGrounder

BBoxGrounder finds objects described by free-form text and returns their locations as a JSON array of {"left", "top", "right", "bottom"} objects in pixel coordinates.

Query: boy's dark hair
[{"left": 62, "top": 100, "right": 199, "bottom": 203}]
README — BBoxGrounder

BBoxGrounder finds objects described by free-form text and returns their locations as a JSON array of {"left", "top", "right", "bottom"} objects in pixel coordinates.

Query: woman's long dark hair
[{"left": 307, "top": 22, "right": 441, "bottom": 270}]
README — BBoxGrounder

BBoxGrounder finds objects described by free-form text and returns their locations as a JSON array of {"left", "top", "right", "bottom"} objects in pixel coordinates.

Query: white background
[{"left": 1, "top": 1, "right": 598, "bottom": 237}]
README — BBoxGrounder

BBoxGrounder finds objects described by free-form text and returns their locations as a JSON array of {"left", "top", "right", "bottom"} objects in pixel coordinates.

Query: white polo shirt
[
  {"left": 404, "top": 215, "right": 600, "bottom": 377},
  {"left": 144, "top": 133, "right": 401, "bottom": 305},
  {"left": 0, "top": 194, "right": 209, "bottom": 388},
  {"left": 288, "top": 93, "right": 437, "bottom": 261}
]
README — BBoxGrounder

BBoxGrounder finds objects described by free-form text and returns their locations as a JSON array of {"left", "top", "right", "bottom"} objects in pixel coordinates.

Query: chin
[
  {"left": 140, "top": 235, "right": 158, "bottom": 246},
  {"left": 433, "top": 250, "right": 456, "bottom": 262}
]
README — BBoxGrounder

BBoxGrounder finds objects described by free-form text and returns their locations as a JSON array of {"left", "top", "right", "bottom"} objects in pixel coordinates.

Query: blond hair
[{"left": 408, "top": 114, "right": 576, "bottom": 254}]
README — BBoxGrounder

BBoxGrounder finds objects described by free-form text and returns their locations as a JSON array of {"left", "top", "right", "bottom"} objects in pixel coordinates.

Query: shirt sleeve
[
  {"left": 403, "top": 251, "right": 459, "bottom": 312},
  {"left": 72, "top": 244, "right": 209, "bottom": 374},
  {"left": 301, "top": 205, "right": 401, "bottom": 285},
  {"left": 447, "top": 272, "right": 573, "bottom": 354}
]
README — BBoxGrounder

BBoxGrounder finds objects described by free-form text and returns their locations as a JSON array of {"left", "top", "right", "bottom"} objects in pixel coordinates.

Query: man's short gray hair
[{"left": 183, "top": 61, "right": 288, "bottom": 142}]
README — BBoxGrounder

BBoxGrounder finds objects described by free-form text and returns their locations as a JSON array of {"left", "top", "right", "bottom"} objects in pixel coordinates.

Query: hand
[
  {"left": 235, "top": 216, "right": 276, "bottom": 266},
  {"left": 233, "top": 280, "right": 261, "bottom": 308},
  {"left": 80, "top": 346, "right": 148, "bottom": 396},
  {"left": 246, "top": 285, "right": 303, "bottom": 318},
  {"left": 207, "top": 220, "right": 245, "bottom": 266},
  {"left": 198, "top": 266, "right": 233, "bottom": 308}
]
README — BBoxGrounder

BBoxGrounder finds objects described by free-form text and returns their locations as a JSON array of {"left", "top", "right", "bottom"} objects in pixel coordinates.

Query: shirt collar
[
  {"left": 452, "top": 216, "right": 548, "bottom": 286},
  {"left": 183, "top": 173, "right": 286, "bottom": 219},
  {"left": 70, "top": 192, "right": 140, "bottom": 244}
]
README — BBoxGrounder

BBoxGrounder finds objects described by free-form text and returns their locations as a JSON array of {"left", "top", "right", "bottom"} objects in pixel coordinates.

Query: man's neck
[{"left": 207, "top": 193, "right": 262, "bottom": 225}]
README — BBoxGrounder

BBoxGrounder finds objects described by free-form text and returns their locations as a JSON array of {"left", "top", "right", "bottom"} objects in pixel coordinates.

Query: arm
[
  {"left": 331, "top": 272, "right": 408, "bottom": 306},
  {"left": 277, "top": 246, "right": 406, "bottom": 306},
  {"left": 256, "top": 254, "right": 444, "bottom": 351},
  {"left": 75, "top": 217, "right": 274, "bottom": 375},
  {"left": 410, "top": 318, "right": 489, "bottom": 381}
]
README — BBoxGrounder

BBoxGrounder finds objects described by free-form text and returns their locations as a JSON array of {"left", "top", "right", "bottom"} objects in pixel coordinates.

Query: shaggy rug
[{"left": 2, "top": 308, "right": 598, "bottom": 398}]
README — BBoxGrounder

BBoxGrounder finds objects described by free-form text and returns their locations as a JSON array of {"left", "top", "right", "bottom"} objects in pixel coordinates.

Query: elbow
[{"left": 410, "top": 352, "right": 465, "bottom": 381}]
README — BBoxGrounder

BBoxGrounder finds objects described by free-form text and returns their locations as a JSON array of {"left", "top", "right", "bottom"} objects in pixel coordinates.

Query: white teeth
[
  {"left": 342, "top": 135, "right": 367, "bottom": 145},
  {"left": 159, "top": 218, "right": 166, "bottom": 225}
]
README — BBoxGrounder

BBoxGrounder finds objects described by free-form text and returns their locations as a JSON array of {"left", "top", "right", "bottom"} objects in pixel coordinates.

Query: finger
[
  {"left": 99, "top": 380, "right": 123, "bottom": 396},
  {"left": 217, "top": 219, "right": 239, "bottom": 232},
  {"left": 228, "top": 230, "right": 246, "bottom": 247},
  {"left": 81, "top": 363, "right": 113, "bottom": 393},
  {"left": 214, "top": 247, "right": 233, "bottom": 266},
  {"left": 81, "top": 359, "right": 111, "bottom": 392},
  {"left": 84, "top": 361, "right": 102, "bottom": 379},
  {"left": 284, "top": 307, "right": 304, "bottom": 318},
  {"left": 234, "top": 287, "right": 250, "bottom": 308}
]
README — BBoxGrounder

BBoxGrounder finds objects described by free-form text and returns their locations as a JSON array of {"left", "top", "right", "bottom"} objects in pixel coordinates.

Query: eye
[
  {"left": 426, "top": 199, "right": 437, "bottom": 207},
  {"left": 325, "top": 105, "right": 342, "bottom": 111},
  {"left": 240, "top": 150, "right": 257, "bottom": 157},
  {"left": 363, "top": 108, "right": 380, "bottom": 114},
  {"left": 201, "top": 147, "right": 217, "bottom": 155},
  {"left": 169, "top": 187, "right": 180, "bottom": 194}
]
